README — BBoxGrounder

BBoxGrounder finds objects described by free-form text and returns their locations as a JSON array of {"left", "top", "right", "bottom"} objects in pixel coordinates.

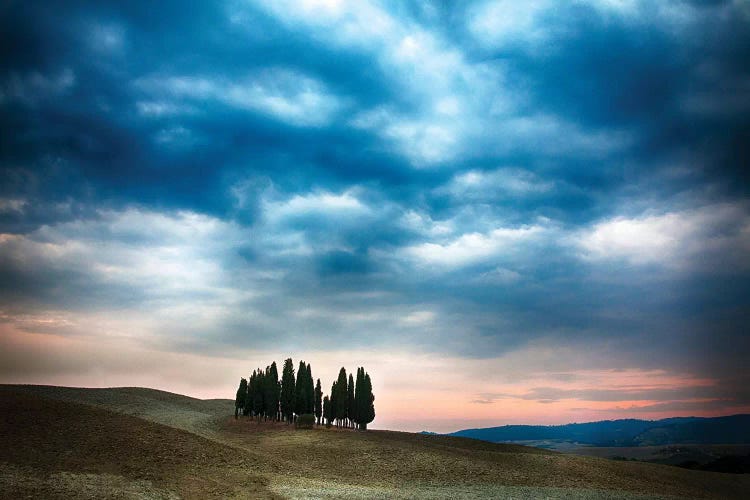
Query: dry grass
[
  {"left": 2, "top": 385, "right": 749, "bottom": 499},
  {"left": 0, "top": 389, "right": 276, "bottom": 499}
]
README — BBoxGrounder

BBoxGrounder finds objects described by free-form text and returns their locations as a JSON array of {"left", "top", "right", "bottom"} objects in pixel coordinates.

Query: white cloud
[
  {"left": 248, "top": 0, "right": 514, "bottom": 165},
  {"left": 246, "top": 0, "right": 397, "bottom": 49},
  {"left": 383, "top": 119, "right": 458, "bottom": 165},
  {"left": 3, "top": 209, "right": 244, "bottom": 301},
  {"left": 229, "top": 184, "right": 380, "bottom": 256},
  {"left": 135, "top": 69, "right": 344, "bottom": 127},
  {"left": 578, "top": 213, "right": 687, "bottom": 264},
  {"left": 446, "top": 168, "right": 554, "bottom": 200},
  {"left": 263, "top": 189, "right": 370, "bottom": 222},
  {"left": 577, "top": 203, "right": 750, "bottom": 268},
  {"left": 399, "top": 210, "right": 454, "bottom": 238},
  {"left": 467, "top": 1, "right": 702, "bottom": 50},
  {"left": 352, "top": 107, "right": 629, "bottom": 167},
  {"left": 399, "top": 310, "right": 436, "bottom": 326},
  {"left": 467, "top": 0, "right": 551, "bottom": 48},
  {"left": 404, "top": 224, "right": 546, "bottom": 268},
  {"left": 251, "top": 0, "right": 632, "bottom": 166}
]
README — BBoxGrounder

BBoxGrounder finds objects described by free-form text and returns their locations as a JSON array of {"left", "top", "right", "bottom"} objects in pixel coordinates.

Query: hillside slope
[
  {"left": 2, "top": 385, "right": 750, "bottom": 499},
  {"left": 3, "top": 384, "right": 232, "bottom": 437},
  {"left": 0, "top": 388, "right": 274, "bottom": 499}
]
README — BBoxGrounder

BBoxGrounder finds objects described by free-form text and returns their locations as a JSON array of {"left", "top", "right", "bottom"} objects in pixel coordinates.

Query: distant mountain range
[{"left": 448, "top": 415, "right": 750, "bottom": 447}]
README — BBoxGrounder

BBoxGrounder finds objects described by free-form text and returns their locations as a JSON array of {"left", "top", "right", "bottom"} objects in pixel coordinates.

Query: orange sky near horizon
[{"left": 2, "top": 322, "right": 746, "bottom": 433}]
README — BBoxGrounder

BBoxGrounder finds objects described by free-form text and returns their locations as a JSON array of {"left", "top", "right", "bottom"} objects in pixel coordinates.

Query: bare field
[
  {"left": 2, "top": 385, "right": 749, "bottom": 499},
  {"left": 565, "top": 444, "right": 750, "bottom": 466},
  {"left": 0, "top": 389, "right": 275, "bottom": 499}
]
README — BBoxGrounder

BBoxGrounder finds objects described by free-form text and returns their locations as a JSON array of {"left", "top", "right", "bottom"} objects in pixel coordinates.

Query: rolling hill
[
  {"left": 2, "top": 385, "right": 749, "bottom": 499},
  {"left": 449, "top": 415, "right": 750, "bottom": 447}
]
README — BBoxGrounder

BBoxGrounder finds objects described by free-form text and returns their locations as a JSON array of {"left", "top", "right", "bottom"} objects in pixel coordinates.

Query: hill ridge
[{"left": 448, "top": 415, "right": 750, "bottom": 446}]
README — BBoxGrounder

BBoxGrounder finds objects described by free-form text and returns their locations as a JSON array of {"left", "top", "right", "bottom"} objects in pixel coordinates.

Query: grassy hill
[{"left": 2, "top": 385, "right": 749, "bottom": 499}]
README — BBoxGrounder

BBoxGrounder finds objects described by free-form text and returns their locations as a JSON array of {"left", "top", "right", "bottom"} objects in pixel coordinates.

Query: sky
[{"left": 1, "top": 0, "right": 749, "bottom": 433}]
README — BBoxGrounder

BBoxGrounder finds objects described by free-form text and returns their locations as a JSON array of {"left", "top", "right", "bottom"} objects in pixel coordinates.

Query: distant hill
[{"left": 449, "top": 415, "right": 750, "bottom": 447}]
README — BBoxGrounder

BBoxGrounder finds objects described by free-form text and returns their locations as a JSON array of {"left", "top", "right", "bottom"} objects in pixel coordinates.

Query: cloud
[
  {"left": 475, "top": 267, "right": 522, "bottom": 285},
  {"left": 467, "top": 1, "right": 553, "bottom": 48},
  {"left": 264, "top": 190, "right": 369, "bottom": 221},
  {"left": 466, "top": 0, "right": 703, "bottom": 51},
  {"left": 467, "top": 368, "right": 743, "bottom": 417},
  {"left": 0, "top": 68, "right": 75, "bottom": 105},
  {"left": 135, "top": 68, "right": 345, "bottom": 126},
  {"left": 443, "top": 168, "right": 554, "bottom": 201},
  {"left": 87, "top": 23, "right": 126, "bottom": 54},
  {"left": 403, "top": 223, "right": 549, "bottom": 269},
  {"left": 576, "top": 203, "right": 750, "bottom": 267}
]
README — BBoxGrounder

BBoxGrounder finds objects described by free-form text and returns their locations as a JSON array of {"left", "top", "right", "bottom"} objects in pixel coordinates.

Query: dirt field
[
  {"left": 564, "top": 444, "right": 750, "bottom": 466},
  {"left": 2, "top": 385, "right": 749, "bottom": 499}
]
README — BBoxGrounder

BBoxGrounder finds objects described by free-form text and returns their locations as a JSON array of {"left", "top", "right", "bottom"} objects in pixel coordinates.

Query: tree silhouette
[
  {"left": 235, "top": 377, "right": 247, "bottom": 419},
  {"left": 234, "top": 359, "right": 375, "bottom": 430},
  {"left": 323, "top": 395, "right": 331, "bottom": 427},
  {"left": 347, "top": 373, "right": 356, "bottom": 429},
  {"left": 314, "top": 378, "right": 323, "bottom": 425},
  {"left": 248, "top": 369, "right": 265, "bottom": 421},
  {"left": 354, "top": 367, "right": 364, "bottom": 428},
  {"left": 294, "top": 361, "right": 307, "bottom": 419},
  {"left": 335, "top": 367, "right": 347, "bottom": 427},
  {"left": 280, "top": 358, "right": 296, "bottom": 424},
  {"left": 360, "top": 371, "right": 376, "bottom": 430},
  {"left": 306, "top": 364, "right": 315, "bottom": 414},
  {"left": 264, "top": 362, "right": 280, "bottom": 421},
  {"left": 330, "top": 380, "right": 338, "bottom": 427}
]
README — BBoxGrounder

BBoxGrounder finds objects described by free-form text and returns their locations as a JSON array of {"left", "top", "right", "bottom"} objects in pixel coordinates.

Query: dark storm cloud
[
  {"left": 488, "top": 0, "right": 750, "bottom": 198},
  {"left": 1, "top": 0, "right": 749, "bottom": 412},
  {"left": 1, "top": 0, "right": 424, "bottom": 228}
]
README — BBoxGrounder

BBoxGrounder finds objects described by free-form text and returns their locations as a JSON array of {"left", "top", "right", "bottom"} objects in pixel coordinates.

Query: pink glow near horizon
[{"left": 2, "top": 322, "right": 747, "bottom": 434}]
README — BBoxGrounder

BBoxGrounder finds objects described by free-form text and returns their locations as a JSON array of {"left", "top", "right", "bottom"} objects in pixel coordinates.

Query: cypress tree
[
  {"left": 323, "top": 395, "right": 331, "bottom": 427},
  {"left": 314, "top": 378, "right": 323, "bottom": 425},
  {"left": 264, "top": 361, "right": 280, "bottom": 421},
  {"left": 256, "top": 369, "right": 266, "bottom": 420},
  {"left": 248, "top": 369, "right": 264, "bottom": 421},
  {"left": 244, "top": 372, "right": 254, "bottom": 416},
  {"left": 280, "top": 358, "right": 296, "bottom": 423},
  {"left": 330, "top": 381, "right": 338, "bottom": 427},
  {"left": 261, "top": 367, "right": 270, "bottom": 421},
  {"left": 295, "top": 361, "right": 308, "bottom": 418},
  {"left": 235, "top": 378, "right": 247, "bottom": 419},
  {"left": 359, "top": 371, "right": 375, "bottom": 430},
  {"left": 247, "top": 371, "right": 254, "bottom": 416},
  {"left": 347, "top": 373, "right": 355, "bottom": 429},
  {"left": 354, "top": 367, "right": 363, "bottom": 429},
  {"left": 306, "top": 363, "right": 315, "bottom": 414},
  {"left": 335, "top": 367, "right": 347, "bottom": 427}
]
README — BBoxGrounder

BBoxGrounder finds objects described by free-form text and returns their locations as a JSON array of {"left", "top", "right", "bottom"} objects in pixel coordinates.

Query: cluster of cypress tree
[
  {"left": 325, "top": 367, "right": 375, "bottom": 430},
  {"left": 235, "top": 361, "right": 280, "bottom": 421},
  {"left": 234, "top": 358, "right": 375, "bottom": 430}
]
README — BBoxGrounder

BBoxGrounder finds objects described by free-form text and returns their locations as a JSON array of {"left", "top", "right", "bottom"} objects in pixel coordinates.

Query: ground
[{"left": 1, "top": 385, "right": 749, "bottom": 499}]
